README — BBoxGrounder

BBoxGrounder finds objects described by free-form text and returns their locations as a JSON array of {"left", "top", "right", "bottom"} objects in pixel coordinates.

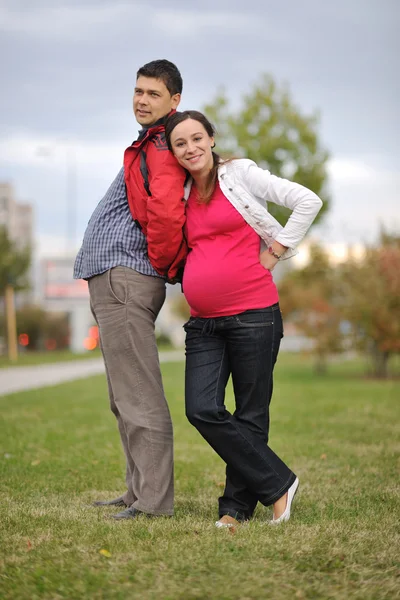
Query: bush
[{"left": 0, "top": 304, "right": 70, "bottom": 351}]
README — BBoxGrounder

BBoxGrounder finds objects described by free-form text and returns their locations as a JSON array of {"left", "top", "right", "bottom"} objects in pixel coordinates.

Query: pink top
[{"left": 183, "top": 183, "right": 279, "bottom": 318}]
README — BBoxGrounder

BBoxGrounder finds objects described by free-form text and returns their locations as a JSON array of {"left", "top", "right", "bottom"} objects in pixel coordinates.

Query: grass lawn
[
  {"left": 0, "top": 355, "right": 399, "bottom": 599},
  {"left": 0, "top": 344, "right": 173, "bottom": 368},
  {"left": 0, "top": 348, "right": 102, "bottom": 368}
]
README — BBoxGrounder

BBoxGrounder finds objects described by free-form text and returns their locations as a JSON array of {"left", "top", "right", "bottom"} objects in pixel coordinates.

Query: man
[{"left": 74, "top": 59, "right": 187, "bottom": 520}]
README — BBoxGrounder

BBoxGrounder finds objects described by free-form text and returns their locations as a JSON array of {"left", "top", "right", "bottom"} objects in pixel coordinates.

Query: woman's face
[{"left": 169, "top": 118, "right": 214, "bottom": 175}]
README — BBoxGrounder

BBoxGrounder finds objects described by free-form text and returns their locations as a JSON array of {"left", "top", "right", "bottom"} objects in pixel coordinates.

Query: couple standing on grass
[{"left": 74, "top": 59, "right": 322, "bottom": 529}]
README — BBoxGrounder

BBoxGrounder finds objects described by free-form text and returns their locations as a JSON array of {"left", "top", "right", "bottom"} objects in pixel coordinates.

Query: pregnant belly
[{"left": 183, "top": 252, "right": 276, "bottom": 318}]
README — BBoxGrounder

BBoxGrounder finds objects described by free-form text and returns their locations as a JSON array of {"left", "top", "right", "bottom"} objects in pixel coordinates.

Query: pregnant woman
[{"left": 165, "top": 110, "right": 323, "bottom": 528}]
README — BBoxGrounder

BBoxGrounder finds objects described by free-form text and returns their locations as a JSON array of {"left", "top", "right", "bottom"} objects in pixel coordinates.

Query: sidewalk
[{"left": 0, "top": 350, "right": 184, "bottom": 396}]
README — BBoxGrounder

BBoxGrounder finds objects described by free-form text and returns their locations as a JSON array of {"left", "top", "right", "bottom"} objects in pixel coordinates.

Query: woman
[{"left": 165, "top": 111, "right": 322, "bottom": 528}]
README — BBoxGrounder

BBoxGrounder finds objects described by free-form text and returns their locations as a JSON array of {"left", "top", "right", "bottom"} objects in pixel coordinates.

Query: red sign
[{"left": 43, "top": 258, "right": 89, "bottom": 300}]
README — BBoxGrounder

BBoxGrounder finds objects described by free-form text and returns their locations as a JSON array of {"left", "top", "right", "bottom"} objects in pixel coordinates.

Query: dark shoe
[
  {"left": 110, "top": 506, "right": 146, "bottom": 520},
  {"left": 93, "top": 496, "right": 127, "bottom": 507}
]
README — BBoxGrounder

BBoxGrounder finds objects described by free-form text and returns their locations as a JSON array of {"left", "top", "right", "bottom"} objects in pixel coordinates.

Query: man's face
[{"left": 133, "top": 76, "right": 180, "bottom": 126}]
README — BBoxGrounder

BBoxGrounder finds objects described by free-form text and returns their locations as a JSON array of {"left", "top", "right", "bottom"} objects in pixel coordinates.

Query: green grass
[
  {"left": 0, "top": 355, "right": 399, "bottom": 599},
  {"left": 0, "top": 348, "right": 102, "bottom": 368},
  {"left": 0, "top": 344, "right": 173, "bottom": 368}
]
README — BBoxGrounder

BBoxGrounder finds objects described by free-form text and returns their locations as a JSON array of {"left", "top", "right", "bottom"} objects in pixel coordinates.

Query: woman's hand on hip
[{"left": 259, "top": 250, "right": 279, "bottom": 271}]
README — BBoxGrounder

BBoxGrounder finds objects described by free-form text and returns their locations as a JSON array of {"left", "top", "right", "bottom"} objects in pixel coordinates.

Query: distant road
[{"left": 0, "top": 350, "right": 184, "bottom": 396}]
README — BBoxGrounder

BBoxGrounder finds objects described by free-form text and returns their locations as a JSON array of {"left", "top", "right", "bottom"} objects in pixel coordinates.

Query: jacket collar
[
  {"left": 133, "top": 109, "right": 177, "bottom": 145},
  {"left": 218, "top": 162, "right": 228, "bottom": 176}
]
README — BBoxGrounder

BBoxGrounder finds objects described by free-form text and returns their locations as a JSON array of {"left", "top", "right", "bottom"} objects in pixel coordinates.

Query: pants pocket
[
  {"left": 234, "top": 313, "right": 274, "bottom": 328},
  {"left": 107, "top": 268, "right": 127, "bottom": 305},
  {"left": 183, "top": 317, "right": 200, "bottom": 330}
]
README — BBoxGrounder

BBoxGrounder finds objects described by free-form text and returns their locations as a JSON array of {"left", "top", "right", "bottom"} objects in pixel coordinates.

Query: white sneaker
[{"left": 270, "top": 477, "right": 299, "bottom": 525}]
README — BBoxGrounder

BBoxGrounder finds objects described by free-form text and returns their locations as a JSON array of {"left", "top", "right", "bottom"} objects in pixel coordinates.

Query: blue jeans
[{"left": 184, "top": 304, "right": 296, "bottom": 521}]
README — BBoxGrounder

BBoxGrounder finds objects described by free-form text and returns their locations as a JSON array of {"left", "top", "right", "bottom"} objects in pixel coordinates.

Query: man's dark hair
[{"left": 136, "top": 59, "right": 183, "bottom": 96}]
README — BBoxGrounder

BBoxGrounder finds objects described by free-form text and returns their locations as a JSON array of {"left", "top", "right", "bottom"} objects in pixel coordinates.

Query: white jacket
[{"left": 184, "top": 158, "right": 323, "bottom": 260}]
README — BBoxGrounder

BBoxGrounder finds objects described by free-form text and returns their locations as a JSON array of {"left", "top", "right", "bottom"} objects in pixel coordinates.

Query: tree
[
  {"left": 11, "top": 305, "right": 47, "bottom": 350},
  {"left": 204, "top": 74, "right": 330, "bottom": 227},
  {"left": 279, "top": 244, "right": 345, "bottom": 373},
  {"left": 340, "top": 234, "right": 400, "bottom": 378},
  {"left": 279, "top": 234, "right": 400, "bottom": 378},
  {"left": 0, "top": 227, "right": 31, "bottom": 359},
  {"left": 0, "top": 226, "right": 31, "bottom": 295}
]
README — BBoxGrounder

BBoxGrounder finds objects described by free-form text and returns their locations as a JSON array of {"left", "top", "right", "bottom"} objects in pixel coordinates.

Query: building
[
  {"left": 0, "top": 182, "right": 34, "bottom": 250},
  {"left": 39, "top": 256, "right": 91, "bottom": 353}
]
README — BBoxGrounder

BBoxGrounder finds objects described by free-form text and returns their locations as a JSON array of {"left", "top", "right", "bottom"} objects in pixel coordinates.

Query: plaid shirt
[{"left": 73, "top": 167, "right": 162, "bottom": 280}]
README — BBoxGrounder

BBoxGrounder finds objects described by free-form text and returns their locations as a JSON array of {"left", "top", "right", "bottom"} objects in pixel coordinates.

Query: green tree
[
  {"left": 279, "top": 244, "right": 345, "bottom": 373},
  {"left": 204, "top": 74, "right": 330, "bottom": 226},
  {"left": 279, "top": 234, "right": 400, "bottom": 378},
  {"left": 340, "top": 234, "right": 400, "bottom": 378},
  {"left": 0, "top": 226, "right": 31, "bottom": 295}
]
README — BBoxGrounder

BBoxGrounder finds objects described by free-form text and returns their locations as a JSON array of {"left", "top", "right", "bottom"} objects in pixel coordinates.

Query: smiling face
[
  {"left": 169, "top": 118, "right": 214, "bottom": 175},
  {"left": 133, "top": 76, "right": 180, "bottom": 126}
]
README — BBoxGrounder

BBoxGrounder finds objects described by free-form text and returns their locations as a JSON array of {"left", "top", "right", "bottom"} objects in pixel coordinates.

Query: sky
[{"left": 0, "top": 0, "right": 399, "bottom": 258}]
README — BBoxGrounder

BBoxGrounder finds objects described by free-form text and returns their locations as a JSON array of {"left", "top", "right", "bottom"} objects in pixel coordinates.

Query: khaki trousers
[{"left": 89, "top": 266, "right": 173, "bottom": 515}]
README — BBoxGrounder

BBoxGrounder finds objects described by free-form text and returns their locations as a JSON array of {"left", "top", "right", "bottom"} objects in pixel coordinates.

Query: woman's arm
[{"left": 241, "top": 160, "right": 323, "bottom": 250}]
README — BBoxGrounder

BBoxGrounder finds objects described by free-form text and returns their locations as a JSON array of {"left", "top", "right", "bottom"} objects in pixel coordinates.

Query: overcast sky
[{"left": 0, "top": 0, "right": 398, "bottom": 257}]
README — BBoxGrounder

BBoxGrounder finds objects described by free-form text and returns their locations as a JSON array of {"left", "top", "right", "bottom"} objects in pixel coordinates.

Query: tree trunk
[
  {"left": 5, "top": 284, "right": 18, "bottom": 361},
  {"left": 314, "top": 351, "right": 327, "bottom": 375},
  {"left": 371, "top": 346, "right": 389, "bottom": 378}
]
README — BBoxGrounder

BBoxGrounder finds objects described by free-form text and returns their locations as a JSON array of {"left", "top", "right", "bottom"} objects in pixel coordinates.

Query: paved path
[{"left": 0, "top": 350, "right": 184, "bottom": 396}]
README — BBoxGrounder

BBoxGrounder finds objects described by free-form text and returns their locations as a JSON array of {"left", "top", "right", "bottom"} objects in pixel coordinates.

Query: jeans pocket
[
  {"left": 107, "top": 268, "right": 127, "bottom": 305},
  {"left": 234, "top": 311, "right": 274, "bottom": 328},
  {"left": 183, "top": 317, "right": 199, "bottom": 330}
]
